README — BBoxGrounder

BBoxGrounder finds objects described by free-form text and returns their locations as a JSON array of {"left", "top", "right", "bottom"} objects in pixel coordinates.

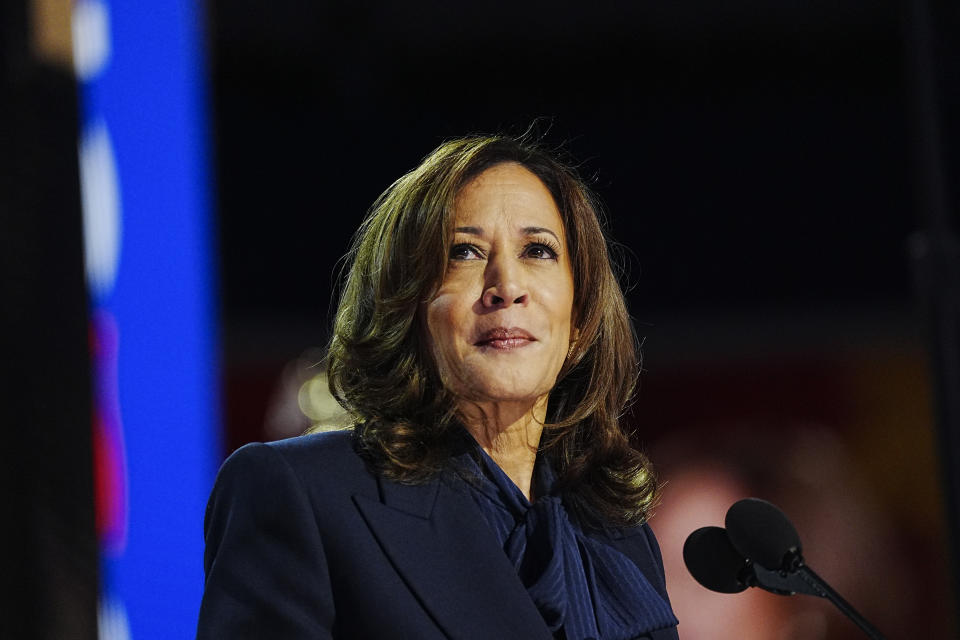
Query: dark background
[{"left": 210, "top": 1, "right": 921, "bottom": 324}]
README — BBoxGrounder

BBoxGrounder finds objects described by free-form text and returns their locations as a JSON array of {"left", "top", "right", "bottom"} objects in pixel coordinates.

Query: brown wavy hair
[{"left": 326, "top": 134, "right": 658, "bottom": 528}]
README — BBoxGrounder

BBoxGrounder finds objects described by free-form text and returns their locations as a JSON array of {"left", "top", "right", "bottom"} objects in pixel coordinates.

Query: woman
[{"left": 197, "top": 135, "right": 679, "bottom": 639}]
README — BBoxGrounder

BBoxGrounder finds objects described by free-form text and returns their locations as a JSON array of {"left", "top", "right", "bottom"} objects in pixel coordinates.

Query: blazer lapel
[{"left": 353, "top": 475, "right": 553, "bottom": 640}]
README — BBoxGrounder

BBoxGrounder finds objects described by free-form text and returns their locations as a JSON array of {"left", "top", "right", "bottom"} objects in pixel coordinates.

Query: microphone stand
[{"left": 746, "top": 561, "right": 887, "bottom": 640}]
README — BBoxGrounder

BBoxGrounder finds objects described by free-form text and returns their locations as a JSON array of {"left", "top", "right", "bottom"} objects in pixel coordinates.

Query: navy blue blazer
[{"left": 197, "top": 430, "right": 679, "bottom": 639}]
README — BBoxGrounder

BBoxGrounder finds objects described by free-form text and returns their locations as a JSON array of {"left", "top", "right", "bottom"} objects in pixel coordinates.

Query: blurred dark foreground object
[{"left": 0, "top": 1, "right": 98, "bottom": 638}]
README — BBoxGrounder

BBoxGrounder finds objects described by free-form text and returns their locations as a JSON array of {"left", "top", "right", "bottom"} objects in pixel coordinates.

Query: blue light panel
[{"left": 76, "top": 1, "right": 220, "bottom": 637}]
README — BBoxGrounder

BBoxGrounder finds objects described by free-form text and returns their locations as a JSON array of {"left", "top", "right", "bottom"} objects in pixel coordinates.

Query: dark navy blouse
[{"left": 451, "top": 436, "right": 678, "bottom": 640}]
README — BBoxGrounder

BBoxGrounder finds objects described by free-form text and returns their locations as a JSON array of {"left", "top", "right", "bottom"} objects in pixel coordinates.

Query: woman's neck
[{"left": 460, "top": 397, "right": 547, "bottom": 501}]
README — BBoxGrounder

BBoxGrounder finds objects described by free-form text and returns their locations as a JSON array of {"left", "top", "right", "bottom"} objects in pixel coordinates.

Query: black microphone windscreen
[
  {"left": 682, "top": 526, "right": 750, "bottom": 594},
  {"left": 725, "top": 498, "right": 801, "bottom": 570}
]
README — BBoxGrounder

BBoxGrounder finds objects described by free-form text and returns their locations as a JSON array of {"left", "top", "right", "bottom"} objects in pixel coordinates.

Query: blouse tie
[{"left": 454, "top": 444, "right": 678, "bottom": 640}]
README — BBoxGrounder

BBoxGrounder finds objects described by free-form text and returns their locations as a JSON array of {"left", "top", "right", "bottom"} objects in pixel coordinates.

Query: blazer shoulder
[
  {"left": 199, "top": 437, "right": 340, "bottom": 638},
  {"left": 216, "top": 429, "right": 375, "bottom": 501},
  {"left": 265, "top": 429, "right": 359, "bottom": 465}
]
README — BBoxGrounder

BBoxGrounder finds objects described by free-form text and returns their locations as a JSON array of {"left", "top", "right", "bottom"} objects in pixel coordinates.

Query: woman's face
[{"left": 425, "top": 162, "right": 576, "bottom": 409}]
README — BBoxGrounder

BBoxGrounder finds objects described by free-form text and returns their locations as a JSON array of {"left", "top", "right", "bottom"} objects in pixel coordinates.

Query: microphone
[
  {"left": 725, "top": 497, "right": 801, "bottom": 571},
  {"left": 682, "top": 526, "right": 749, "bottom": 594},
  {"left": 683, "top": 498, "right": 888, "bottom": 640}
]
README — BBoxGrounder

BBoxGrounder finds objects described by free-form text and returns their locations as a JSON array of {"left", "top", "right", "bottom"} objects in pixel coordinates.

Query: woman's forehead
[{"left": 452, "top": 163, "right": 564, "bottom": 238}]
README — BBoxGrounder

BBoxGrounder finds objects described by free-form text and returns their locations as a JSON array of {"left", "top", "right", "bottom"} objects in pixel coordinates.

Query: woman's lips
[{"left": 474, "top": 327, "right": 536, "bottom": 350}]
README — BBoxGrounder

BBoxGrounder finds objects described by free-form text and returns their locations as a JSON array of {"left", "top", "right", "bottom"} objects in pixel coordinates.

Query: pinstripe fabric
[{"left": 452, "top": 441, "right": 678, "bottom": 640}]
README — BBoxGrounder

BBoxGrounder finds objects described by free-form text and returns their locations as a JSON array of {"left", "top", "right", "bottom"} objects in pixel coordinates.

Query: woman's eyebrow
[
  {"left": 522, "top": 226, "right": 561, "bottom": 243},
  {"left": 453, "top": 226, "right": 561, "bottom": 243}
]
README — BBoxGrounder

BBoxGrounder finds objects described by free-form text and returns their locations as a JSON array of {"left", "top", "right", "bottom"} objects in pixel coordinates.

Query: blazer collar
[{"left": 353, "top": 472, "right": 553, "bottom": 640}]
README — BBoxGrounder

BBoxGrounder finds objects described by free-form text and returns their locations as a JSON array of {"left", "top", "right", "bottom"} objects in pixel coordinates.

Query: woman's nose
[{"left": 481, "top": 257, "right": 528, "bottom": 308}]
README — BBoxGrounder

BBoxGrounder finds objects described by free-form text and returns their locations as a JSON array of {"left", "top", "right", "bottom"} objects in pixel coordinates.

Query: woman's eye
[
  {"left": 524, "top": 243, "right": 559, "bottom": 260},
  {"left": 449, "top": 243, "right": 481, "bottom": 260}
]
